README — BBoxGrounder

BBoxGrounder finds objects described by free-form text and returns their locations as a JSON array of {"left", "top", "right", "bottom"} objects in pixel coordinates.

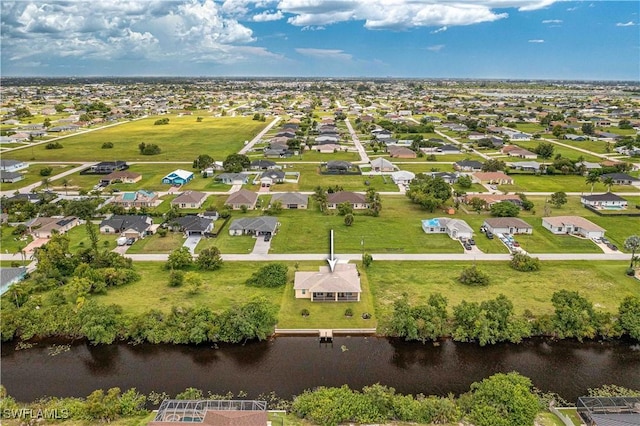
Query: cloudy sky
[{"left": 1, "top": 0, "right": 638, "bottom": 80}]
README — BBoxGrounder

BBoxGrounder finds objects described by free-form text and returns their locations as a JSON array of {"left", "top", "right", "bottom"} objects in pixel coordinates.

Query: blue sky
[{"left": 1, "top": 1, "right": 638, "bottom": 80}]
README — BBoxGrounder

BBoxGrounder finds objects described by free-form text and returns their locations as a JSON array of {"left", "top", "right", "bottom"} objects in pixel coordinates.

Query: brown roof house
[
  {"left": 387, "top": 145, "right": 416, "bottom": 158},
  {"left": 327, "top": 191, "right": 370, "bottom": 210},
  {"left": 472, "top": 172, "right": 514, "bottom": 185},
  {"left": 294, "top": 263, "right": 361, "bottom": 302},
  {"left": 100, "top": 170, "right": 142, "bottom": 185},
  {"left": 149, "top": 399, "right": 267, "bottom": 426},
  {"left": 225, "top": 189, "right": 258, "bottom": 210},
  {"left": 26, "top": 216, "right": 80, "bottom": 238},
  {"left": 171, "top": 190, "right": 208, "bottom": 209},
  {"left": 483, "top": 217, "right": 533, "bottom": 235}
]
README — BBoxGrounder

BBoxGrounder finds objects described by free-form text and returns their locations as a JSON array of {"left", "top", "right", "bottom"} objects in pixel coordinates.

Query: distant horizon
[{"left": 2, "top": 1, "right": 638, "bottom": 81}]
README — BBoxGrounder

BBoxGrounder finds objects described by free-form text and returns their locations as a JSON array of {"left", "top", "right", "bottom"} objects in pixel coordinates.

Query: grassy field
[
  {"left": 270, "top": 196, "right": 463, "bottom": 254},
  {"left": 277, "top": 262, "right": 377, "bottom": 329},
  {"left": 392, "top": 163, "right": 456, "bottom": 174},
  {"left": 552, "top": 139, "right": 611, "bottom": 154},
  {"left": 2, "top": 115, "right": 268, "bottom": 162},
  {"left": 1, "top": 226, "right": 33, "bottom": 254},
  {"left": 93, "top": 261, "right": 286, "bottom": 315},
  {"left": 0, "top": 164, "right": 73, "bottom": 192},
  {"left": 64, "top": 224, "right": 118, "bottom": 253},
  {"left": 511, "top": 140, "right": 601, "bottom": 162},
  {"left": 367, "top": 260, "right": 638, "bottom": 321},
  {"left": 499, "top": 174, "right": 639, "bottom": 193},
  {"left": 125, "top": 232, "right": 185, "bottom": 254}
]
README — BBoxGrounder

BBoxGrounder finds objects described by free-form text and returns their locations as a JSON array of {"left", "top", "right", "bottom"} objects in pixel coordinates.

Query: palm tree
[
  {"left": 624, "top": 235, "right": 640, "bottom": 269},
  {"left": 602, "top": 176, "right": 614, "bottom": 192},
  {"left": 585, "top": 172, "right": 600, "bottom": 194},
  {"left": 62, "top": 178, "right": 69, "bottom": 195},
  {"left": 41, "top": 177, "right": 51, "bottom": 190}
]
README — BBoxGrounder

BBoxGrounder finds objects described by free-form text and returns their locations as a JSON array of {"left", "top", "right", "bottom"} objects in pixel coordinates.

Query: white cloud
[
  {"left": 253, "top": 10, "right": 284, "bottom": 21},
  {"left": 295, "top": 48, "right": 352, "bottom": 61},
  {"left": 426, "top": 44, "right": 445, "bottom": 52},
  {"left": 431, "top": 26, "right": 448, "bottom": 34},
  {"left": 300, "top": 25, "right": 326, "bottom": 31},
  {"left": 616, "top": 21, "right": 635, "bottom": 27},
  {"left": 528, "top": 39, "right": 545, "bottom": 43},
  {"left": 542, "top": 19, "right": 562, "bottom": 24}
]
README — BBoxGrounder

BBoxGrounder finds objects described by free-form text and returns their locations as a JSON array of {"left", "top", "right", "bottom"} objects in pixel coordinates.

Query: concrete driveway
[
  {"left": 252, "top": 236, "right": 272, "bottom": 254},
  {"left": 183, "top": 235, "right": 202, "bottom": 253}
]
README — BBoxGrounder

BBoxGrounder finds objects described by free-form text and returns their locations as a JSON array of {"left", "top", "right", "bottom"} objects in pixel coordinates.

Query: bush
[
  {"left": 301, "top": 308, "right": 310, "bottom": 317},
  {"left": 40, "top": 167, "right": 53, "bottom": 176},
  {"left": 626, "top": 267, "right": 636, "bottom": 276},
  {"left": 362, "top": 312, "right": 371, "bottom": 319},
  {"left": 168, "top": 270, "right": 184, "bottom": 287},
  {"left": 345, "top": 308, "right": 353, "bottom": 317},
  {"left": 154, "top": 118, "right": 170, "bottom": 125},
  {"left": 101, "top": 142, "right": 114, "bottom": 149},
  {"left": 246, "top": 263, "right": 288, "bottom": 287},
  {"left": 509, "top": 253, "right": 541, "bottom": 272},
  {"left": 45, "top": 142, "right": 63, "bottom": 150},
  {"left": 458, "top": 265, "right": 490, "bottom": 286}
]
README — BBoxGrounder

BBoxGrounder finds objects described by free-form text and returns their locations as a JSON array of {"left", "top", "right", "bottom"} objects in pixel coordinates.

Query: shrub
[
  {"left": 154, "top": 118, "right": 170, "bottom": 125},
  {"left": 301, "top": 308, "right": 310, "bottom": 317},
  {"left": 45, "top": 142, "right": 63, "bottom": 149},
  {"left": 246, "top": 263, "right": 288, "bottom": 287},
  {"left": 509, "top": 253, "right": 541, "bottom": 272},
  {"left": 101, "top": 142, "right": 114, "bottom": 149},
  {"left": 40, "top": 167, "right": 53, "bottom": 176},
  {"left": 345, "top": 308, "right": 353, "bottom": 317},
  {"left": 168, "top": 270, "right": 184, "bottom": 287},
  {"left": 626, "top": 267, "right": 635, "bottom": 276},
  {"left": 362, "top": 312, "right": 371, "bottom": 319},
  {"left": 458, "top": 265, "right": 490, "bottom": 286}
]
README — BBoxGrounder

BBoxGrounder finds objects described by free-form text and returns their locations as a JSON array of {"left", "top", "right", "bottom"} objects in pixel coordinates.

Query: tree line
[{"left": 387, "top": 292, "right": 640, "bottom": 345}]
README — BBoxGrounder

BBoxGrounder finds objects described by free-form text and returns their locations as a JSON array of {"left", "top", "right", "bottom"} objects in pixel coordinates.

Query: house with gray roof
[
  {"left": 270, "top": 192, "right": 309, "bottom": 209},
  {"left": 421, "top": 218, "right": 473, "bottom": 240},
  {"left": 454, "top": 160, "right": 483, "bottom": 172},
  {"left": 483, "top": 217, "right": 533, "bottom": 235},
  {"left": 370, "top": 157, "right": 396, "bottom": 173},
  {"left": 216, "top": 173, "right": 250, "bottom": 185},
  {"left": 229, "top": 216, "right": 278, "bottom": 236},
  {"left": 0, "top": 171, "right": 25, "bottom": 183},
  {"left": 171, "top": 215, "right": 213, "bottom": 236},
  {"left": 0, "top": 159, "right": 28, "bottom": 172},
  {"left": 581, "top": 193, "right": 628, "bottom": 210},
  {"left": 100, "top": 215, "right": 153, "bottom": 239},
  {"left": 1, "top": 267, "right": 27, "bottom": 296}
]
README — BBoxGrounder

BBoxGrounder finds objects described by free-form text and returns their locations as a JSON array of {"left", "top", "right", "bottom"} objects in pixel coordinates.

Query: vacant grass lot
[
  {"left": 499, "top": 174, "right": 639, "bottom": 193},
  {"left": 93, "top": 261, "right": 286, "bottom": 315},
  {"left": 367, "top": 260, "right": 637, "bottom": 321},
  {"left": 511, "top": 140, "right": 601, "bottom": 162},
  {"left": 1, "top": 226, "right": 32, "bottom": 254},
  {"left": 277, "top": 262, "right": 377, "bottom": 329},
  {"left": 392, "top": 163, "right": 456, "bottom": 174},
  {"left": 64, "top": 224, "right": 118, "bottom": 253},
  {"left": 3, "top": 115, "right": 267, "bottom": 162},
  {"left": 269, "top": 196, "right": 463, "bottom": 254},
  {"left": 0, "top": 164, "right": 73, "bottom": 191},
  {"left": 552, "top": 139, "right": 611, "bottom": 154},
  {"left": 126, "top": 232, "right": 185, "bottom": 254}
]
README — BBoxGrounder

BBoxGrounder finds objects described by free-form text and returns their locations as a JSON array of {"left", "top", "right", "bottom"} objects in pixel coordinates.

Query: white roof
[{"left": 166, "top": 169, "right": 193, "bottom": 179}]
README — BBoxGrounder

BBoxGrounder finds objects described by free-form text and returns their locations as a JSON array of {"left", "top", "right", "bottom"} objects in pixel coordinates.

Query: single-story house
[
  {"left": 314, "top": 143, "right": 343, "bottom": 153},
  {"left": 112, "top": 190, "right": 158, "bottom": 208},
  {"left": 90, "top": 161, "right": 127, "bottom": 174},
  {"left": 370, "top": 157, "right": 396, "bottom": 172},
  {"left": 26, "top": 216, "right": 80, "bottom": 238},
  {"left": 564, "top": 134, "right": 588, "bottom": 141},
  {"left": 171, "top": 215, "right": 213, "bottom": 236},
  {"left": 575, "top": 161, "right": 601, "bottom": 174},
  {"left": 429, "top": 171, "right": 460, "bottom": 184},
  {"left": 162, "top": 169, "right": 194, "bottom": 185},
  {"left": 580, "top": 193, "right": 628, "bottom": 210},
  {"left": 100, "top": 170, "right": 142, "bottom": 185},
  {"left": 225, "top": 189, "right": 258, "bottom": 210},
  {"left": 483, "top": 217, "right": 533, "bottom": 235},
  {"left": 542, "top": 216, "right": 605, "bottom": 239},
  {"left": 100, "top": 215, "right": 154, "bottom": 239},
  {"left": 250, "top": 159, "right": 277, "bottom": 170},
  {"left": 436, "top": 144, "right": 461, "bottom": 154},
  {"left": 0, "top": 267, "right": 27, "bottom": 296},
  {"left": 454, "top": 160, "right": 483, "bottom": 172},
  {"left": 463, "top": 193, "right": 523, "bottom": 208},
  {"left": 216, "top": 173, "right": 250, "bottom": 185},
  {"left": 171, "top": 190, "right": 208, "bottom": 209},
  {"left": 509, "top": 161, "right": 542, "bottom": 172},
  {"left": 325, "top": 160, "right": 356, "bottom": 174},
  {"left": 387, "top": 146, "right": 416, "bottom": 158},
  {"left": 502, "top": 145, "right": 537, "bottom": 159},
  {"left": 327, "top": 191, "right": 370, "bottom": 210},
  {"left": 4, "top": 193, "right": 41, "bottom": 204},
  {"left": 149, "top": 399, "right": 268, "bottom": 426},
  {"left": 259, "top": 170, "right": 286, "bottom": 186},
  {"left": 0, "top": 171, "right": 25, "bottom": 183},
  {"left": 294, "top": 263, "right": 361, "bottom": 302},
  {"left": 391, "top": 170, "right": 415, "bottom": 185},
  {"left": 472, "top": 172, "right": 514, "bottom": 185},
  {"left": 270, "top": 192, "right": 309, "bottom": 209},
  {"left": 315, "top": 135, "right": 339, "bottom": 144},
  {"left": 600, "top": 173, "right": 640, "bottom": 186},
  {"left": 421, "top": 218, "right": 473, "bottom": 240},
  {"left": 0, "top": 159, "right": 28, "bottom": 172},
  {"left": 228, "top": 216, "right": 278, "bottom": 236}
]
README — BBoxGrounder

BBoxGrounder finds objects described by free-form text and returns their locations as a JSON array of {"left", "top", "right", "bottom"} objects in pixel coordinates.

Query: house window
[{"left": 301, "top": 289, "right": 306, "bottom": 295}]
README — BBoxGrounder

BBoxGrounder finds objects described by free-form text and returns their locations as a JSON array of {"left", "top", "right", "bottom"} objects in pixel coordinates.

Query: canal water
[{"left": 2, "top": 337, "right": 639, "bottom": 402}]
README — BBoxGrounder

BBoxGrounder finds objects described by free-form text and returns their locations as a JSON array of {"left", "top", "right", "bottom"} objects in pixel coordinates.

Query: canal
[{"left": 2, "top": 337, "right": 639, "bottom": 402}]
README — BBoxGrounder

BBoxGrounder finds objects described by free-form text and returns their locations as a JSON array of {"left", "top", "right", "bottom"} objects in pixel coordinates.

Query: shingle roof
[
  {"left": 225, "top": 189, "right": 257, "bottom": 205},
  {"left": 327, "top": 191, "right": 367, "bottom": 204},
  {"left": 271, "top": 192, "right": 308, "bottom": 205},
  {"left": 294, "top": 263, "right": 361, "bottom": 293}
]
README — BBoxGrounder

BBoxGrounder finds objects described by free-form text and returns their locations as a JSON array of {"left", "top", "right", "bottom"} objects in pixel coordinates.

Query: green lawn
[
  {"left": 93, "top": 262, "right": 285, "bottom": 315},
  {"left": 270, "top": 196, "right": 463, "bottom": 254},
  {"left": 2, "top": 115, "right": 268, "bottom": 162},
  {"left": 552, "top": 139, "right": 611, "bottom": 154},
  {"left": 271, "top": 150, "right": 361, "bottom": 162},
  {"left": 126, "top": 232, "right": 185, "bottom": 254},
  {"left": 392, "top": 163, "right": 456, "bottom": 174},
  {"left": 499, "top": 174, "right": 639, "bottom": 193},
  {"left": 64, "top": 224, "right": 118, "bottom": 253},
  {"left": 196, "top": 232, "right": 257, "bottom": 254},
  {"left": 367, "top": 260, "right": 638, "bottom": 321},
  {"left": 277, "top": 262, "right": 377, "bottom": 329},
  {"left": 510, "top": 140, "right": 601, "bottom": 162},
  {"left": 1, "top": 226, "right": 32, "bottom": 254},
  {"left": 0, "top": 164, "right": 73, "bottom": 192}
]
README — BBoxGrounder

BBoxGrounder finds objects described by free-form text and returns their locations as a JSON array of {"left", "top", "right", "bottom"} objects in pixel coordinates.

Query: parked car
[
  {"left": 486, "top": 231, "right": 494, "bottom": 239},
  {"left": 464, "top": 243, "right": 472, "bottom": 250},
  {"left": 264, "top": 234, "right": 271, "bottom": 242},
  {"left": 468, "top": 238, "right": 476, "bottom": 245},
  {"left": 607, "top": 243, "right": 618, "bottom": 251},
  {"left": 125, "top": 238, "right": 135, "bottom": 245}
]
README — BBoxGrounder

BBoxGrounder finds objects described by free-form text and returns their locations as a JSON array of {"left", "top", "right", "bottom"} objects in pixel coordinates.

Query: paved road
[
  {"left": 1, "top": 162, "right": 94, "bottom": 197},
  {"left": 344, "top": 118, "right": 370, "bottom": 163},
  {"left": 238, "top": 116, "right": 281, "bottom": 155}
]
